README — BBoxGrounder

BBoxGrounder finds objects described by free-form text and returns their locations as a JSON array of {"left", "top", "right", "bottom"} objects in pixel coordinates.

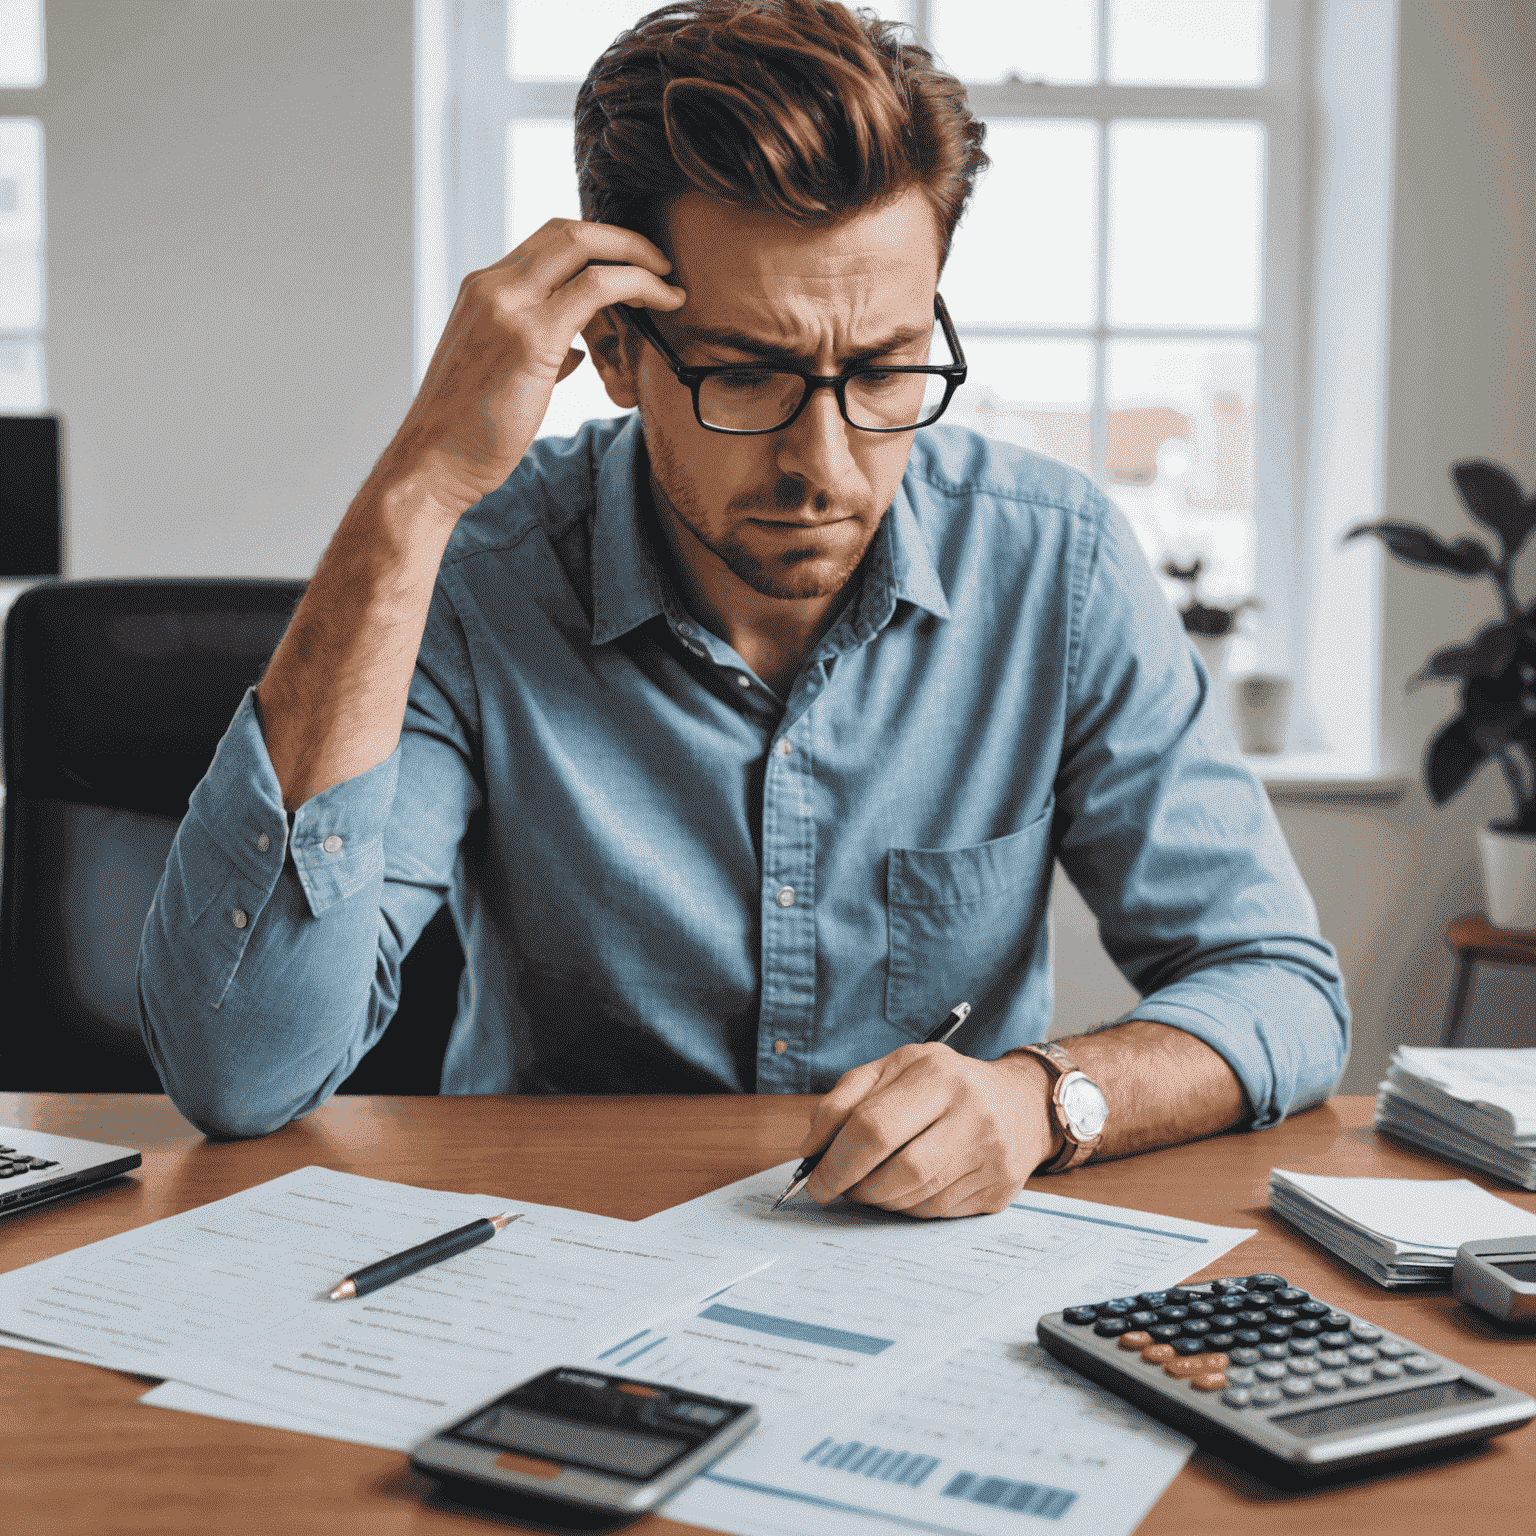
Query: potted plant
[
  {"left": 1160, "top": 558, "right": 1261, "bottom": 681},
  {"left": 1346, "top": 460, "right": 1536, "bottom": 929}
]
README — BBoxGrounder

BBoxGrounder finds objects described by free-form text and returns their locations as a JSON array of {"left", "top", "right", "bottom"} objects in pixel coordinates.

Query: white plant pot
[
  {"left": 1188, "top": 633, "right": 1232, "bottom": 734},
  {"left": 1478, "top": 824, "right": 1536, "bottom": 932}
]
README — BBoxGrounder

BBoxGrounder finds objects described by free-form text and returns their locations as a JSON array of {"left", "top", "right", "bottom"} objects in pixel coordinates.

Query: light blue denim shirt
[{"left": 138, "top": 416, "right": 1347, "bottom": 1138}]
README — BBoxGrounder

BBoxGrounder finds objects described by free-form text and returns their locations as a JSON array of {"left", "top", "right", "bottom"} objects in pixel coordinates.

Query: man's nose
[{"left": 773, "top": 382, "right": 858, "bottom": 496}]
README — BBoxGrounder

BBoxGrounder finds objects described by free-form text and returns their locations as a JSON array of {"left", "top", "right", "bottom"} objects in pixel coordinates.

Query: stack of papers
[
  {"left": 1374, "top": 1046, "right": 1536, "bottom": 1189},
  {"left": 1268, "top": 1167, "right": 1536, "bottom": 1288}
]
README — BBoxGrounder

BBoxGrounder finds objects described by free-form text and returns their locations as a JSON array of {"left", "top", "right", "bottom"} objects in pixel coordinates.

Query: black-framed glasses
[{"left": 616, "top": 294, "right": 968, "bottom": 436}]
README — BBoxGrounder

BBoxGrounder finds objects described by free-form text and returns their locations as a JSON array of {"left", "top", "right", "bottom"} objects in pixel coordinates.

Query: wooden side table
[{"left": 1442, "top": 911, "right": 1536, "bottom": 1045}]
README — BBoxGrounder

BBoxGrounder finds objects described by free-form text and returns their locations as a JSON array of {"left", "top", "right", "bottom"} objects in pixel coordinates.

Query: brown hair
[{"left": 574, "top": 0, "right": 987, "bottom": 264}]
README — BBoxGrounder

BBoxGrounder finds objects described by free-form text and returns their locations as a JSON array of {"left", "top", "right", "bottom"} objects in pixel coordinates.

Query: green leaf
[
  {"left": 1425, "top": 716, "right": 1487, "bottom": 805},
  {"left": 1452, "top": 460, "right": 1536, "bottom": 558},
  {"left": 1344, "top": 521, "right": 1494, "bottom": 575},
  {"left": 1415, "top": 623, "right": 1523, "bottom": 686}
]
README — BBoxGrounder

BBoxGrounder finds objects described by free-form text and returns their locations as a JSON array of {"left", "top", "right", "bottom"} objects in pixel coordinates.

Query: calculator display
[
  {"left": 1491, "top": 1258, "right": 1536, "bottom": 1283},
  {"left": 1272, "top": 1378, "right": 1492, "bottom": 1439},
  {"left": 458, "top": 1404, "right": 687, "bottom": 1478}
]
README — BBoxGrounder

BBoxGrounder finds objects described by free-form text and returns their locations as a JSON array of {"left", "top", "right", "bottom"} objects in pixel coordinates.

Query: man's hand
[
  {"left": 799, "top": 1045, "right": 1058, "bottom": 1219},
  {"left": 378, "top": 219, "right": 684, "bottom": 519}
]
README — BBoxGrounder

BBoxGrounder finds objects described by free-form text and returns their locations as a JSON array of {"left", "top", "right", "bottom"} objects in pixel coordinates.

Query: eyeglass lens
[{"left": 697, "top": 367, "right": 953, "bottom": 433}]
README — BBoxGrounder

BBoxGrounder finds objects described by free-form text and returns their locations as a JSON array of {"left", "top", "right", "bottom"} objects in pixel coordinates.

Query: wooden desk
[{"left": 2, "top": 1093, "right": 1533, "bottom": 1534}]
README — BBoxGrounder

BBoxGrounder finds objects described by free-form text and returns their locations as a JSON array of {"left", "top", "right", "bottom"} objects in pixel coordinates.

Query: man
[{"left": 139, "top": 0, "right": 1347, "bottom": 1217}]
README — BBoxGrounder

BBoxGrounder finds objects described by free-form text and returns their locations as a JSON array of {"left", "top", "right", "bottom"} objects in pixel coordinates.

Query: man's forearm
[{"left": 1016, "top": 1019, "right": 1248, "bottom": 1165}]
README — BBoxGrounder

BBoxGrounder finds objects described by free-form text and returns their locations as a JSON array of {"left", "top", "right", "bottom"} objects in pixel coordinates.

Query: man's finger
[
  {"left": 486, "top": 217, "right": 676, "bottom": 288},
  {"left": 805, "top": 1062, "right": 949, "bottom": 1202},
  {"left": 799, "top": 1060, "right": 886, "bottom": 1156},
  {"left": 539, "top": 265, "right": 685, "bottom": 343},
  {"left": 842, "top": 1120, "right": 977, "bottom": 1211}
]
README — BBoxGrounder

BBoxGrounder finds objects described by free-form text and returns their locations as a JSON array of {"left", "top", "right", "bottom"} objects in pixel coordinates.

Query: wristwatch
[{"left": 1015, "top": 1041, "right": 1108, "bottom": 1172}]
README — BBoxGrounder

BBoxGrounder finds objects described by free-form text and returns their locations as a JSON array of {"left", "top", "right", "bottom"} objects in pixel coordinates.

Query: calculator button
[
  {"left": 1234, "top": 1330, "right": 1264, "bottom": 1346},
  {"left": 1265, "top": 1306, "right": 1299, "bottom": 1323},
  {"left": 1127, "top": 1310, "right": 1159, "bottom": 1328},
  {"left": 1274, "top": 1288, "right": 1309, "bottom": 1305},
  {"left": 1255, "top": 1362, "right": 1288, "bottom": 1382},
  {"left": 1313, "top": 1372, "right": 1345, "bottom": 1393},
  {"left": 1173, "top": 1338, "right": 1208, "bottom": 1356},
  {"left": 1150, "top": 1324, "right": 1183, "bottom": 1342},
  {"left": 1343, "top": 1367, "right": 1375, "bottom": 1387},
  {"left": 1156, "top": 1305, "right": 1190, "bottom": 1321},
  {"left": 1224, "top": 1366, "right": 1256, "bottom": 1385},
  {"left": 1402, "top": 1356, "right": 1438, "bottom": 1375},
  {"left": 1317, "top": 1351, "right": 1350, "bottom": 1369},
  {"left": 1137, "top": 1292, "right": 1170, "bottom": 1307},
  {"left": 1100, "top": 1300, "right": 1136, "bottom": 1314},
  {"left": 1222, "top": 1387, "right": 1254, "bottom": 1408},
  {"left": 1298, "top": 1300, "right": 1331, "bottom": 1316},
  {"left": 1377, "top": 1340, "right": 1412, "bottom": 1358},
  {"left": 1140, "top": 1344, "right": 1176, "bottom": 1365},
  {"left": 1093, "top": 1318, "right": 1131, "bottom": 1337},
  {"left": 1349, "top": 1323, "right": 1383, "bottom": 1342},
  {"left": 1210, "top": 1314, "right": 1240, "bottom": 1330},
  {"left": 1288, "top": 1337, "right": 1319, "bottom": 1356},
  {"left": 1245, "top": 1274, "right": 1287, "bottom": 1290},
  {"left": 1228, "top": 1347, "right": 1261, "bottom": 1366},
  {"left": 1290, "top": 1320, "right": 1323, "bottom": 1337},
  {"left": 1063, "top": 1307, "right": 1099, "bottom": 1325},
  {"left": 1235, "top": 1310, "right": 1268, "bottom": 1326},
  {"left": 1259, "top": 1325, "right": 1292, "bottom": 1342},
  {"left": 1181, "top": 1320, "right": 1211, "bottom": 1337},
  {"left": 1324, "top": 1312, "right": 1351, "bottom": 1329},
  {"left": 1164, "top": 1354, "right": 1228, "bottom": 1379},
  {"left": 1206, "top": 1332, "right": 1236, "bottom": 1350},
  {"left": 1346, "top": 1345, "right": 1378, "bottom": 1364},
  {"left": 1191, "top": 1373, "right": 1227, "bottom": 1392},
  {"left": 1118, "top": 1332, "right": 1154, "bottom": 1351},
  {"left": 1287, "top": 1358, "right": 1320, "bottom": 1376},
  {"left": 1373, "top": 1361, "right": 1403, "bottom": 1380},
  {"left": 1280, "top": 1377, "right": 1314, "bottom": 1398},
  {"left": 1319, "top": 1331, "right": 1352, "bottom": 1349},
  {"left": 1259, "top": 1343, "right": 1290, "bottom": 1360},
  {"left": 1186, "top": 1301, "right": 1216, "bottom": 1317},
  {"left": 1212, "top": 1279, "right": 1249, "bottom": 1297},
  {"left": 1164, "top": 1288, "right": 1197, "bottom": 1303},
  {"left": 1250, "top": 1384, "right": 1282, "bottom": 1406}
]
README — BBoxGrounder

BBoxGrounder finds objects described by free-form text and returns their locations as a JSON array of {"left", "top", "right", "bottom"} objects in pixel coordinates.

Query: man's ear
[{"left": 581, "top": 308, "right": 641, "bottom": 410}]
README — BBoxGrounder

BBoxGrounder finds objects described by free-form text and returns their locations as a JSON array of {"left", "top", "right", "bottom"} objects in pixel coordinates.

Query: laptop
[{"left": 0, "top": 1126, "right": 141, "bottom": 1215}]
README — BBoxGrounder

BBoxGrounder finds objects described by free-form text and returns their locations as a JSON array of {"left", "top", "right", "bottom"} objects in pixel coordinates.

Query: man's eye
[
  {"left": 713, "top": 369, "right": 778, "bottom": 393},
  {"left": 856, "top": 370, "right": 904, "bottom": 390}
]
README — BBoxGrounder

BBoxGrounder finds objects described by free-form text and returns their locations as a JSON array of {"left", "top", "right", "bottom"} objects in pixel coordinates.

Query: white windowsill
[{"left": 1246, "top": 751, "right": 1409, "bottom": 803}]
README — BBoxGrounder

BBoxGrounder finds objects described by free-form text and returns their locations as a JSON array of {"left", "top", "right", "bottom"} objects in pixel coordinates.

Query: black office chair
[{"left": 0, "top": 579, "right": 463, "bottom": 1093}]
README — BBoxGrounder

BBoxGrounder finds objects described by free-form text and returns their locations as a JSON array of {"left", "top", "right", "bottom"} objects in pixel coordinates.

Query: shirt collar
[{"left": 588, "top": 416, "right": 951, "bottom": 647}]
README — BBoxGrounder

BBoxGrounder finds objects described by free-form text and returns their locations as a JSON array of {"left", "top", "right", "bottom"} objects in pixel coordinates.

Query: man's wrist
[{"left": 997, "top": 1049, "right": 1068, "bottom": 1172}]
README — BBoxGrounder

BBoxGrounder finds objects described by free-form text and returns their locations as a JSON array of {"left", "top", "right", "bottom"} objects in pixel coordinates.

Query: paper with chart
[
  {"left": 0, "top": 1166, "right": 769, "bottom": 1450},
  {"left": 660, "top": 1182, "right": 1253, "bottom": 1536},
  {"left": 615, "top": 1163, "right": 1253, "bottom": 1457}
]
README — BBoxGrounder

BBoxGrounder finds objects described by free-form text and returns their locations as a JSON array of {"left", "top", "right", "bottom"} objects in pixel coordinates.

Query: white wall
[
  {"left": 32, "top": 0, "right": 414, "bottom": 578},
  {"left": 20, "top": 2, "right": 1536, "bottom": 1092}
]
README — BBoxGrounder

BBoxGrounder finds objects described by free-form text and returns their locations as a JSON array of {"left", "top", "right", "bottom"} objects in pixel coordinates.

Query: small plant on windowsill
[
  {"left": 1160, "top": 558, "right": 1260, "bottom": 684},
  {"left": 1346, "top": 459, "right": 1536, "bottom": 929}
]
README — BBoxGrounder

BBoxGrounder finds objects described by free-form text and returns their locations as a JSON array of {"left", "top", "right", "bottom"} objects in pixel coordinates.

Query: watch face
[{"left": 1061, "top": 1074, "right": 1108, "bottom": 1139}]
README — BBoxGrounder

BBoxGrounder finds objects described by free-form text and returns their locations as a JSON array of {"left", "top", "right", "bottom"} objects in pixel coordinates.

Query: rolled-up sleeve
[
  {"left": 137, "top": 588, "right": 482, "bottom": 1138},
  {"left": 1053, "top": 495, "right": 1349, "bottom": 1128}
]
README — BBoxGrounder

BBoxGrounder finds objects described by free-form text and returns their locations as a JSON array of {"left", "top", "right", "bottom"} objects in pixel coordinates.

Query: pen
[
  {"left": 771, "top": 1001, "right": 972, "bottom": 1211},
  {"left": 327, "top": 1212, "right": 520, "bottom": 1299}
]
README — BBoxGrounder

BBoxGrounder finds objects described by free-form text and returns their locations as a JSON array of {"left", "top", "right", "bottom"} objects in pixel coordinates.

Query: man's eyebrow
[{"left": 679, "top": 324, "right": 931, "bottom": 366}]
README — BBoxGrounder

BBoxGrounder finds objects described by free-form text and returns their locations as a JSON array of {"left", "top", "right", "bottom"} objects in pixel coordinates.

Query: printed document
[
  {"left": 0, "top": 1166, "right": 768, "bottom": 1449},
  {"left": 658, "top": 1181, "right": 1252, "bottom": 1536}
]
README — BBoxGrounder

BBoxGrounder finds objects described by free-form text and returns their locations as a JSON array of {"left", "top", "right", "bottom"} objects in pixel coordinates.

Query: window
[
  {"left": 425, "top": 0, "right": 1312, "bottom": 699},
  {"left": 0, "top": 0, "right": 46, "bottom": 413}
]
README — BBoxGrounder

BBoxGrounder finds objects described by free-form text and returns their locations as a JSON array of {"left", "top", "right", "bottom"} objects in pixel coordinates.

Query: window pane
[
  {"left": 508, "top": 2, "right": 913, "bottom": 81},
  {"left": 1107, "top": 121, "right": 1263, "bottom": 329},
  {"left": 944, "top": 339, "right": 1093, "bottom": 474},
  {"left": 0, "top": 118, "right": 43, "bottom": 331},
  {"left": 1108, "top": 0, "right": 1266, "bottom": 86},
  {"left": 0, "top": 336, "right": 44, "bottom": 410},
  {"left": 945, "top": 121, "right": 1098, "bottom": 327},
  {"left": 506, "top": 119, "right": 579, "bottom": 250},
  {"left": 931, "top": 0, "right": 1096, "bottom": 85},
  {"left": 1106, "top": 338, "right": 1257, "bottom": 601},
  {"left": 0, "top": 0, "right": 44, "bottom": 88}
]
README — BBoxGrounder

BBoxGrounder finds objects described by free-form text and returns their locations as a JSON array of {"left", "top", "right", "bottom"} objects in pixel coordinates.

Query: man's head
[{"left": 574, "top": 1, "right": 985, "bottom": 610}]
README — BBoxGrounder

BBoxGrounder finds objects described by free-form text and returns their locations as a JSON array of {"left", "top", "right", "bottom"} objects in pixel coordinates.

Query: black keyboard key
[
  {"left": 1211, "top": 1278, "right": 1249, "bottom": 1296},
  {"left": 1186, "top": 1301, "right": 1216, "bottom": 1317},
  {"left": 1266, "top": 1307, "right": 1299, "bottom": 1323},
  {"left": 1164, "top": 1287, "right": 1197, "bottom": 1304},
  {"left": 1063, "top": 1307, "right": 1099, "bottom": 1325},
  {"left": 1291, "top": 1319, "right": 1323, "bottom": 1337},
  {"left": 1325, "top": 1312, "right": 1351, "bottom": 1329},
  {"left": 1099, "top": 1299, "right": 1137, "bottom": 1315},
  {"left": 1150, "top": 1324, "right": 1183, "bottom": 1342},
  {"left": 1093, "top": 1318, "right": 1131, "bottom": 1337},
  {"left": 1206, "top": 1332, "right": 1236, "bottom": 1350},
  {"left": 0, "top": 1168, "right": 15, "bottom": 1178},
  {"left": 1107, "top": 1297, "right": 1140, "bottom": 1309},
  {"left": 1245, "top": 1274, "right": 1286, "bottom": 1290},
  {"left": 1260, "top": 1324, "right": 1293, "bottom": 1342},
  {"left": 1236, "top": 1309, "right": 1268, "bottom": 1326},
  {"left": 1127, "top": 1310, "right": 1159, "bottom": 1328},
  {"left": 1137, "top": 1291, "right": 1170, "bottom": 1307},
  {"left": 1299, "top": 1300, "right": 1330, "bottom": 1316},
  {"left": 1156, "top": 1305, "right": 1189, "bottom": 1321},
  {"left": 1234, "top": 1329, "right": 1263, "bottom": 1345},
  {"left": 1211, "top": 1314, "right": 1240, "bottom": 1330},
  {"left": 25, "top": 1159, "right": 49, "bottom": 1169},
  {"left": 1274, "top": 1288, "right": 1309, "bottom": 1305},
  {"left": 1181, "top": 1320, "right": 1211, "bottom": 1337},
  {"left": 1173, "top": 1337, "right": 1209, "bottom": 1356}
]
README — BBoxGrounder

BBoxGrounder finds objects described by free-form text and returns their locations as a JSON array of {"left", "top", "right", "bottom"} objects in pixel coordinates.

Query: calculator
[{"left": 1037, "top": 1272, "right": 1534, "bottom": 1477}]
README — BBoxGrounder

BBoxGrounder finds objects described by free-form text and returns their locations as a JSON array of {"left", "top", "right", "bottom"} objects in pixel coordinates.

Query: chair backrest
[{"left": 1, "top": 579, "right": 462, "bottom": 1093}]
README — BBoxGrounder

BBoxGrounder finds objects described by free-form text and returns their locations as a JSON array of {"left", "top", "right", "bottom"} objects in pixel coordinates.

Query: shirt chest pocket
[{"left": 885, "top": 801, "right": 1055, "bottom": 1039}]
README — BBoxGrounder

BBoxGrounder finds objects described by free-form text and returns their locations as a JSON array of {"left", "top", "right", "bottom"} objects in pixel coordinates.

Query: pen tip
[{"left": 328, "top": 1282, "right": 353, "bottom": 1301}]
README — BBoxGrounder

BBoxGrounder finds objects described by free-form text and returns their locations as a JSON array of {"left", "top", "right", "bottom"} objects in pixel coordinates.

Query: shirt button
[
  {"left": 231, "top": 909, "right": 248, "bottom": 929},
  {"left": 773, "top": 1039, "right": 788, "bottom": 1055},
  {"left": 736, "top": 674, "right": 751, "bottom": 688},
  {"left": 256, "top": 832, "right": 270, "bottom": 853},
  {"left": 322, "top": 834, "right": 343, "bottom": 854},
  {"left": 777, "top": 739, "right": 792, "bottom": 755},
  {"left": 776, "top": 887, "right": 795, "bottom": 908}
]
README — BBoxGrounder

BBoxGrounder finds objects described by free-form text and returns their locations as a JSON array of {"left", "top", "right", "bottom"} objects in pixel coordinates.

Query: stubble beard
[{"left": 645, "top": 423, "right": 879, "bottom": 602}]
